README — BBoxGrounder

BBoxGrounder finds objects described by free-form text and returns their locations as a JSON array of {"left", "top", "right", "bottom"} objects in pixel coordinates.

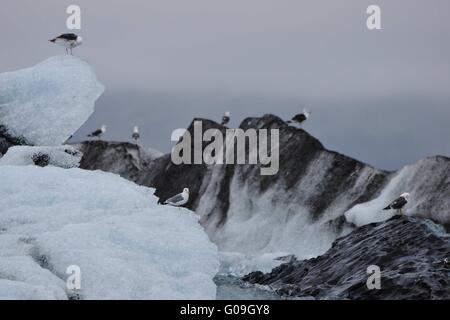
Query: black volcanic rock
[
  {"left": 150, "top": 114, "right": 391, "bottom": 229},
  {"left": 0, "top": 125, "right": 28, "bottom": 155},
  {"left": 151, "top": 118, "right": 227, "bottom": 208},
  {"left": 75, "top": 114, "right": 450, "bottom": 257},
  {"left": 243, "top": 216, "right": 450, "bottom": 300},
  {"left": 236, "top": 115, "right": 389, "bottom": 217},
  {"left": 75, "top": 141, "right": 163, "bottom": 185}
]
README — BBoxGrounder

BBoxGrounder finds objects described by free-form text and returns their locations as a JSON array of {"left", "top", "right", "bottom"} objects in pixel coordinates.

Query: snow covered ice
[
  {"left": 0, "top": 55, "right": 104, "bottom": 146},
  {"left": 0, "top": 145, "right": 82, "bottom": 168},
  {"left": 0, "top": 166, "right": 219, "bottom": 299}
]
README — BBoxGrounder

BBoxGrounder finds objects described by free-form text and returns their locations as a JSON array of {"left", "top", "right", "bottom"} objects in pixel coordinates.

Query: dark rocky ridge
[
  {"left": 151, "top": 114, "right": 391, "bottom": 227},
  {"left": 151, "top": 118, "right": 228, "bottom": 208},
  {"left": 71, "top": 114, "right": 450, "bottom": 256},
  {"left": 74, "top": 140, "right": 163, "bottom": 184},
  {"left": 243, "top": 216, "right": 450, "bottom": 300}
]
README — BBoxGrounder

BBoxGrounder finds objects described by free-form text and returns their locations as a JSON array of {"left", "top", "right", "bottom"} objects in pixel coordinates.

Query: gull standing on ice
[
  {"left": 87, "top": 125, "right": 106, "bottom": 140},
  {"left": 221, "top": 111, "right": 230, "bottom": 126},
  {"left": 164, "top": 188, "right": 190, "bottom": 207},
  {"left": 383, "top": 193, "right": 410, "bottom": 215},
  {"left": 49, "top": 33, "right": 83, "bottom": 55},
  {"left": 132, "top": 126, "right": 140, "bottom": 143},
  {"left": 287, "top": 108, "right": 311, "bottom": 127}
]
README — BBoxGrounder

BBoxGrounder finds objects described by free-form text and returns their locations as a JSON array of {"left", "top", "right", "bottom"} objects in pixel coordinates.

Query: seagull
[
  {"left": 132, "top": 126, "right": 140, "bottom": 143},
  {"left": 49, "top": 33, "right": 83, "bottom": 55},
  {"left": 163, "top": 188, "right": 190, "bottom": 207},
  {"left": 383, "top": 193, "right": 410, "bottom": 215},
  {"left": 221, "top": 111, "right": 230, "bottom": 126},
  {"left": 287, "top": 108, "right": 311, "bottom": 127},
  {"left": 87, "top": 125, "right": 106, "bottom": 140}
]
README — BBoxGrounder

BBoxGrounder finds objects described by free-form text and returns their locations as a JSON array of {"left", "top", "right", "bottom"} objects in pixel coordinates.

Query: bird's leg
[{"left": 66, "top": 48, "right": 69, "bottom": 55}]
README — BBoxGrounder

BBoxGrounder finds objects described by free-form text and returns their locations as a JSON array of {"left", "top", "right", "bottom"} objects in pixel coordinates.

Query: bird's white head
[
  {"left": 101, "top": 125, "right": 106, "bottom": 132},
  {"left": 303, "top": 108, "right": 311, "bottom": 119},
  {"left": 400, "top": 192, "right": 410, "bottom": 199},
  {"left": 76, "top": 36, "right": 83, "bottom": 45},
  {"left": 183, "top": 188, "right": 190, "bottom": 194},
  {"left": 224, "top": 111, "right": 230, "bottom": 117},
  {"left": 133, "top": 126, "right": 139, "bottom": 133}
]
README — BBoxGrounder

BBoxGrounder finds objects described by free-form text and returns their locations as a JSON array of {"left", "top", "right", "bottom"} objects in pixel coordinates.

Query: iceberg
[
  {"left": 0, "top": 166, "right": 219, "bottom": 299},
  {"left": 0, "top": 56, "right": 104, "bottom": 147}
]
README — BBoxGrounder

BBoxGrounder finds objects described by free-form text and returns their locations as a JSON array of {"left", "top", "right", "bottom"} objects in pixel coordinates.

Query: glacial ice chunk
[
  {"left": 0, "top": 166, "right": 219, "bottom": 299},
  {"left": 0, "top": 55, "right": 104, "bottom": 146}
]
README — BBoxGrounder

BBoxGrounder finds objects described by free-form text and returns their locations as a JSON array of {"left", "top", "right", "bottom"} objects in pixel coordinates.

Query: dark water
[{"left": 214, "top": 274, "right": 282, "bottom": 300}]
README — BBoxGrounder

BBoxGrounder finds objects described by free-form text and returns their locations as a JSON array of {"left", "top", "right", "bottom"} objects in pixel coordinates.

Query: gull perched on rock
[
  {"left": 164, "top": 188, "right": 190, "bottom": 207},
  {"left": 221, "top": 111, "right": 230, "bottom": 126},
  {"left": 287, "top": 108, "right": 311, "bottom": 127},
  {"left": 87, "top": 125, "right": 106, "bottom": 140},
  {"left": 383, "top": 193, "right": 410, "bottom": 215},
  {"left": 49, "top": 33, "right": 83, "bottom": 55},
  {"left": 132, "top": 126, "right": 140, "bottom": 143}
]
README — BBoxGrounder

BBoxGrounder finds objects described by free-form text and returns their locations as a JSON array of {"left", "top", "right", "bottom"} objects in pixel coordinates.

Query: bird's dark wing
[
  {"left": 57, "top": 33, "right": 78, "bottom": 41},
  {"left": 385, "top": 196, "right": 407, "bottom": 210},
  {"left": 88, "top": 129, "right": 102, "bottom": 136},
  {"left": 165, "top": 193, "right": 184, "bottom": 204},
  {"left": 292, "top": 114, "right": 307, "bottom": 123},
  {"left": 221, "top": 116, "right": 230, "bottom": 125}
]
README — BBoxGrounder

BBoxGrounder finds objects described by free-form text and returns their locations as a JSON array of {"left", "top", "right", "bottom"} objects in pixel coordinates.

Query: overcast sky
[{"left": 1, "top": 0, "right": 449, "bottom": 170}]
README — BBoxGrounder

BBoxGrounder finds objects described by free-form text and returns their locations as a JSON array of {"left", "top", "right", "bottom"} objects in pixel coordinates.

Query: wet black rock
[
  {"left": 151, "top": 118, "right": 227, "bottom": 208},
  {"left": 74, "top": 140, "right": 163, "bottom": 185},
  {"left": 75, "top": 115, "right": 450, "bottom": 255},
  {"left": 151, "top": 114, "right": 391, "bottom": 227},
  {"left": 243, "top": 216, "right": 450, "bottom": 300},
  {"left": 0, "top": 125, "right": 28, "bottom": 155}
]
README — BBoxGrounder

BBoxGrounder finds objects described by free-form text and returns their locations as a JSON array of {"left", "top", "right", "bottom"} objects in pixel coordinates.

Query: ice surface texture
[
  {"left": 0, "top": 166, "right": 219, "bottom": 299},
  {"left": 0, "top": 56, "right": 104, "bottom": 146},
  {"left": 0, "top": 145, "right": 82, "bottom": 168}
]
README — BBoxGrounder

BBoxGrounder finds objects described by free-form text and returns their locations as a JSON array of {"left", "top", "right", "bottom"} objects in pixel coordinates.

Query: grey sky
[{"left": 1, "top": 0, "right": 449, "bottom": 170}]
